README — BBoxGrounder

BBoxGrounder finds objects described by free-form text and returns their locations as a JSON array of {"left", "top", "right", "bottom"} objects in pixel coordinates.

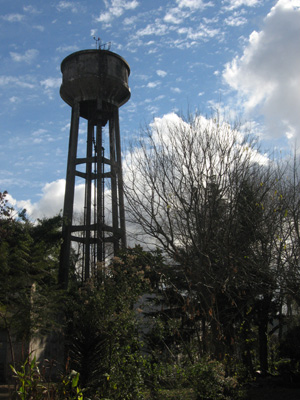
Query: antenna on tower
[
  {"left": 93, "top": 37, "right": 101, "bottom": 49},
  {"left": 93, "top": 37, "right": 112, "bottom": 51}
]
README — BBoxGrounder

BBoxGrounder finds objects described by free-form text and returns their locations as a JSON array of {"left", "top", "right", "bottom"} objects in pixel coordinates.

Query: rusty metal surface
[{"left": 60, "top": 50, "right": 130, "bottom": 119}]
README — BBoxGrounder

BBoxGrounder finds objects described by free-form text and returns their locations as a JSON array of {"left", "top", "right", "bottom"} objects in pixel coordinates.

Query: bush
[
  {"left": 11, "top": 356, "right": 83, "bottom": 400},
  {"left": 280, "top": 325, "right": 300, "bottom": 362},
  {"left": 186, "top": 358, "right": 239, "bottom": 400}
]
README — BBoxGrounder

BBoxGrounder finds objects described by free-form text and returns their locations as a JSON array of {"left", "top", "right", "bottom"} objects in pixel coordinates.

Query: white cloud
[
  {"left": 8, "top": 179, "right": 87, "bottom": 221},
  {"left": 224, "top": 15, "right": 247, "bottom": 26},
  {"left": 32, "top": 138, "right": 43, "bottom": 144},
  {"left": 223, "top": 0, "right": 300, "bottom": 140},
  {"left": 156, "top": 70, "right": 167, "bottom": 77},
  {"left": 23, "top": 5, "right": 40, "bottom": 14},
  {"left": 9, "top": 96, "right": 20, "bottom": 103},
  {"left": 10, "top": 49, "right": 39, "bottom": 64},
  {"left": 96, "top": 0, "right": 139, "bottom": 23},
  {"left": 61, "top": 123, "right": 70, "bottom": 132},
  {"left": 147, "top": 81, "right": 160, "bottom": 88},
  {"left": 176, "top": 0, "right": 212, "bottom": 9},
  {"left": 171, "top": 87, "right": 182, "bottom": 93},
  {"left": 136, "top": 21, "right": 168, "bottom": 37},
  {"left": 40, "top": 77, "right": 61, "bottom": 100},
  {"left": 164, "top": 0, "right": 213, "bottom": 25},
  {"left": 8, "top": 179, "right": 116, "bottom": 223},
  {"left": 56, "top": 1, "right": 80, "bottom": 13},
  {"left": 164, "top": 11, "right": 184, "bottom": 24},
  {"left": 1, "top": 14, "right": 24, "bottom": 22},
  {"left": 123, "top": 15, "right": 138, "bottom": 25},
  {"left": 56, "top": 45, "right": 79, "bottom": 53},
  {"left": 178, "top": 24, "right": 220, "bottom": 40},
  {"left": 0, "top": 76, "right": 35, "bottom": 89},
  {"left": 7, "top": 180, "right": 63, "bottom": 220},
  {"left": 33, "top": 25, "right": 45, "bottom": 31},
  {"left": 40, "top": 78, "right": 61, "bottom": 89},
  {"left": 32, "top": 129, "right": 48, "bottom": 136},
  {"left": 222, "top": 0, "right": 261, "bottom": 10},
  {"left": 124, "top": 112, "right": 269, "bottom": 246}
]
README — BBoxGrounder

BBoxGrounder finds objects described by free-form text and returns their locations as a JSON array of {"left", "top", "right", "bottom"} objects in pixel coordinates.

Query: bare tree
[{"left": 124, "top": 112, "right": 292, "bottom": 370}]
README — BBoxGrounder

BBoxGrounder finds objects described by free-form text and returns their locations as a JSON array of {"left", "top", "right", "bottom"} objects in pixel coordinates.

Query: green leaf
[{"left": 72, "top": 372, "right": 80, "bottom": 388}]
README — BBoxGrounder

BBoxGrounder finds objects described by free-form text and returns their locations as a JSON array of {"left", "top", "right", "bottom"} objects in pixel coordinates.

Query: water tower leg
[
  {"left": 59, "top": 101, "right": 80, "bottom": 288},
  {"left": 96, "top": 101, "right": 104, "bottom": 266},
  {"left": 114, "top": 107, "right": 126, "bottom": 248},
  {"left": 109, "top": 109, "right": 120, "bottom": 254},
  {"left": 83, "top": 120, "right": 93, "bottom": 280}
]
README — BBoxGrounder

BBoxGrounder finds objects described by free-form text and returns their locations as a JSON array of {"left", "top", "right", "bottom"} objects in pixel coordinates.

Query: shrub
[
  {"left": 186, "top": 358, "right": 239, "bottom": 400},
  {"left": 11, "top": 356, "right": 83, "bottom": 400}
]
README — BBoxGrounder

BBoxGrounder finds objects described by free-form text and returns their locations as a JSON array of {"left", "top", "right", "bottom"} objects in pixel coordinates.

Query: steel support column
[{"left": 59, "top": 100, "right": 80, "bottom": 288}]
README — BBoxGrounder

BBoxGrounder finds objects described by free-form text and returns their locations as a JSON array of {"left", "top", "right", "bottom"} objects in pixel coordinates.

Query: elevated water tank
[{"left": 60, "top": 49, "right": 130, "bottom": 120}]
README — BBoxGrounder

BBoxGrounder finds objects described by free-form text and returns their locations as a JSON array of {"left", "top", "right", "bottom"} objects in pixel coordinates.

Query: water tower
[{"left": 59, "top": 49, "right": 130, "bottom": 287}]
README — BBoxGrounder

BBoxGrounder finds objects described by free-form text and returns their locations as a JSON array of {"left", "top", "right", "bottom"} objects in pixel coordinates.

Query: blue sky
[{"left": 1, "top": 0, "right": 300, "bottom": 219}]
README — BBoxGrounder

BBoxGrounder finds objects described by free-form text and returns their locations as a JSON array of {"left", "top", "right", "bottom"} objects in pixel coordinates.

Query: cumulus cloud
[
  {"left": 156, "top": 70, "right": 167, "bottom": 77},
  {"left": 56, "top": 45, "right": 79, "bottom": 53},
  {"left": 8, "top": 112, "right": 270, "bottom": 235},
  {"left": 8, "top": 179, "right": 87, "bottom": 221},
  {"left": 56, "top": 1, "right": 82, "bottom": 13},
  {"left": 147, "top": 81, "right": 160, "bottom": 88},
  {"left": 40, "top": 77, "right": 61, "bottom": 100},
  {"left": 136, "top": 21, "right": 168, "bottom": 37},
  {"left": 32, "top": 129, "right": 48, "bottom": 136},
  {"left": 123, "top": 112, "right": 269, "bottom": 246},
  {"left": 222, "top": 0, "right": 261, "bottom": 10},
  {"left": 164, "top": 0, "right": 213, "bottom": 25},
  {"left": 9, "top": 96, "right": 20, "bottom": 103},
  {"left": 176, "top": 0, "right": 213, "bottom": 9},
  {"left": 9, "top": 179, "right": 117, "bottom": 224},
  {"left": 33, "top": 25, "right": 45, "bottom": 31},
  {"left": 223, "top": 0, "right": 300, "bottom": 140},
  {"left": 40, "top": 78, "right": 61, "bottom": 89},
  {"left": 124, "top": 0, "right": 219, "bottom": 50},
  {"left": 23, "top": 5, "right": 41, "bottom": 14},
  {"left": 10, "top": 49, "right": 39, "bottom": 64},
  {"left": 0, "top": 76, "right": 35, "bottom": 89},
  {"left": 164, "top": 10, "right": 185, "bottom": 24},
  {"left": 7, "top": 180, "right": 63, "bottom": 220},
  {"left": 96, "top": 0, "right": 139, "bottom": 24},
  {"left": 178, "top": 24, "right": 220, "bottom": 40},
  {"left": 224, "top": 15, "right": 247, "bottom": 26},
  {"left": 1, "top": 14, "right": 24, "bottom": 22}
]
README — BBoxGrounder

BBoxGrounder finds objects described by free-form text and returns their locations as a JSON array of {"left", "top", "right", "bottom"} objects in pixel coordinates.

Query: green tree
[
  {"left": 0, "top": 195, "right": 62, "bottom": 369},
  {"left": 64, "top": 246, "right": 161, "bottom": 399}
]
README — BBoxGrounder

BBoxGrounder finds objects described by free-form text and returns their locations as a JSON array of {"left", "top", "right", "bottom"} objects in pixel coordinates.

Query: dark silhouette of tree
[{"left": 124, "top": 113, "right": 295, "bottom": 373}]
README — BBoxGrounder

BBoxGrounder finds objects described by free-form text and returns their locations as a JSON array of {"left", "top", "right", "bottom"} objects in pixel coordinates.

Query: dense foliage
[
  {"left": 0, "top": 193, "right": 62, "bottom": 369},
  {"left": 2, "top": 112, "right": 300, "bottom": 398}
]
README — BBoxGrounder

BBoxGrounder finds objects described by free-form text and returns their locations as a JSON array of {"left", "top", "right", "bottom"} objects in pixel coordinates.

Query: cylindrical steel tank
[{"left": 60, "top": 49, "right": 130, "bottom": 120}]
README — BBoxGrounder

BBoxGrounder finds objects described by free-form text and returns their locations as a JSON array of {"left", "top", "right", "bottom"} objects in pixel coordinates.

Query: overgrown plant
[
  {"left": 11, "top": 356, "right": 83, "bottom": 400},
  {"left": 64, "top": 247, "right": 159, "bottom": 399},
  {"left": 185, "top": 358, "right": 240, "bottom": 400}
]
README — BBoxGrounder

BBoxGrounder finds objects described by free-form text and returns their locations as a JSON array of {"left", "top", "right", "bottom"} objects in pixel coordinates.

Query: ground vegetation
[{"left": 1, "top": 111, "right": 300, "bottom": 398}]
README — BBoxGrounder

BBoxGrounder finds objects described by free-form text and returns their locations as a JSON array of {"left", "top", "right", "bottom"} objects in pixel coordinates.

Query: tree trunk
[
  {"left": 257, "top": 296, "right": 271, "bottom": 375},
  {"left": 258, "top": 320, "right": 268, "bottom": 374}
]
